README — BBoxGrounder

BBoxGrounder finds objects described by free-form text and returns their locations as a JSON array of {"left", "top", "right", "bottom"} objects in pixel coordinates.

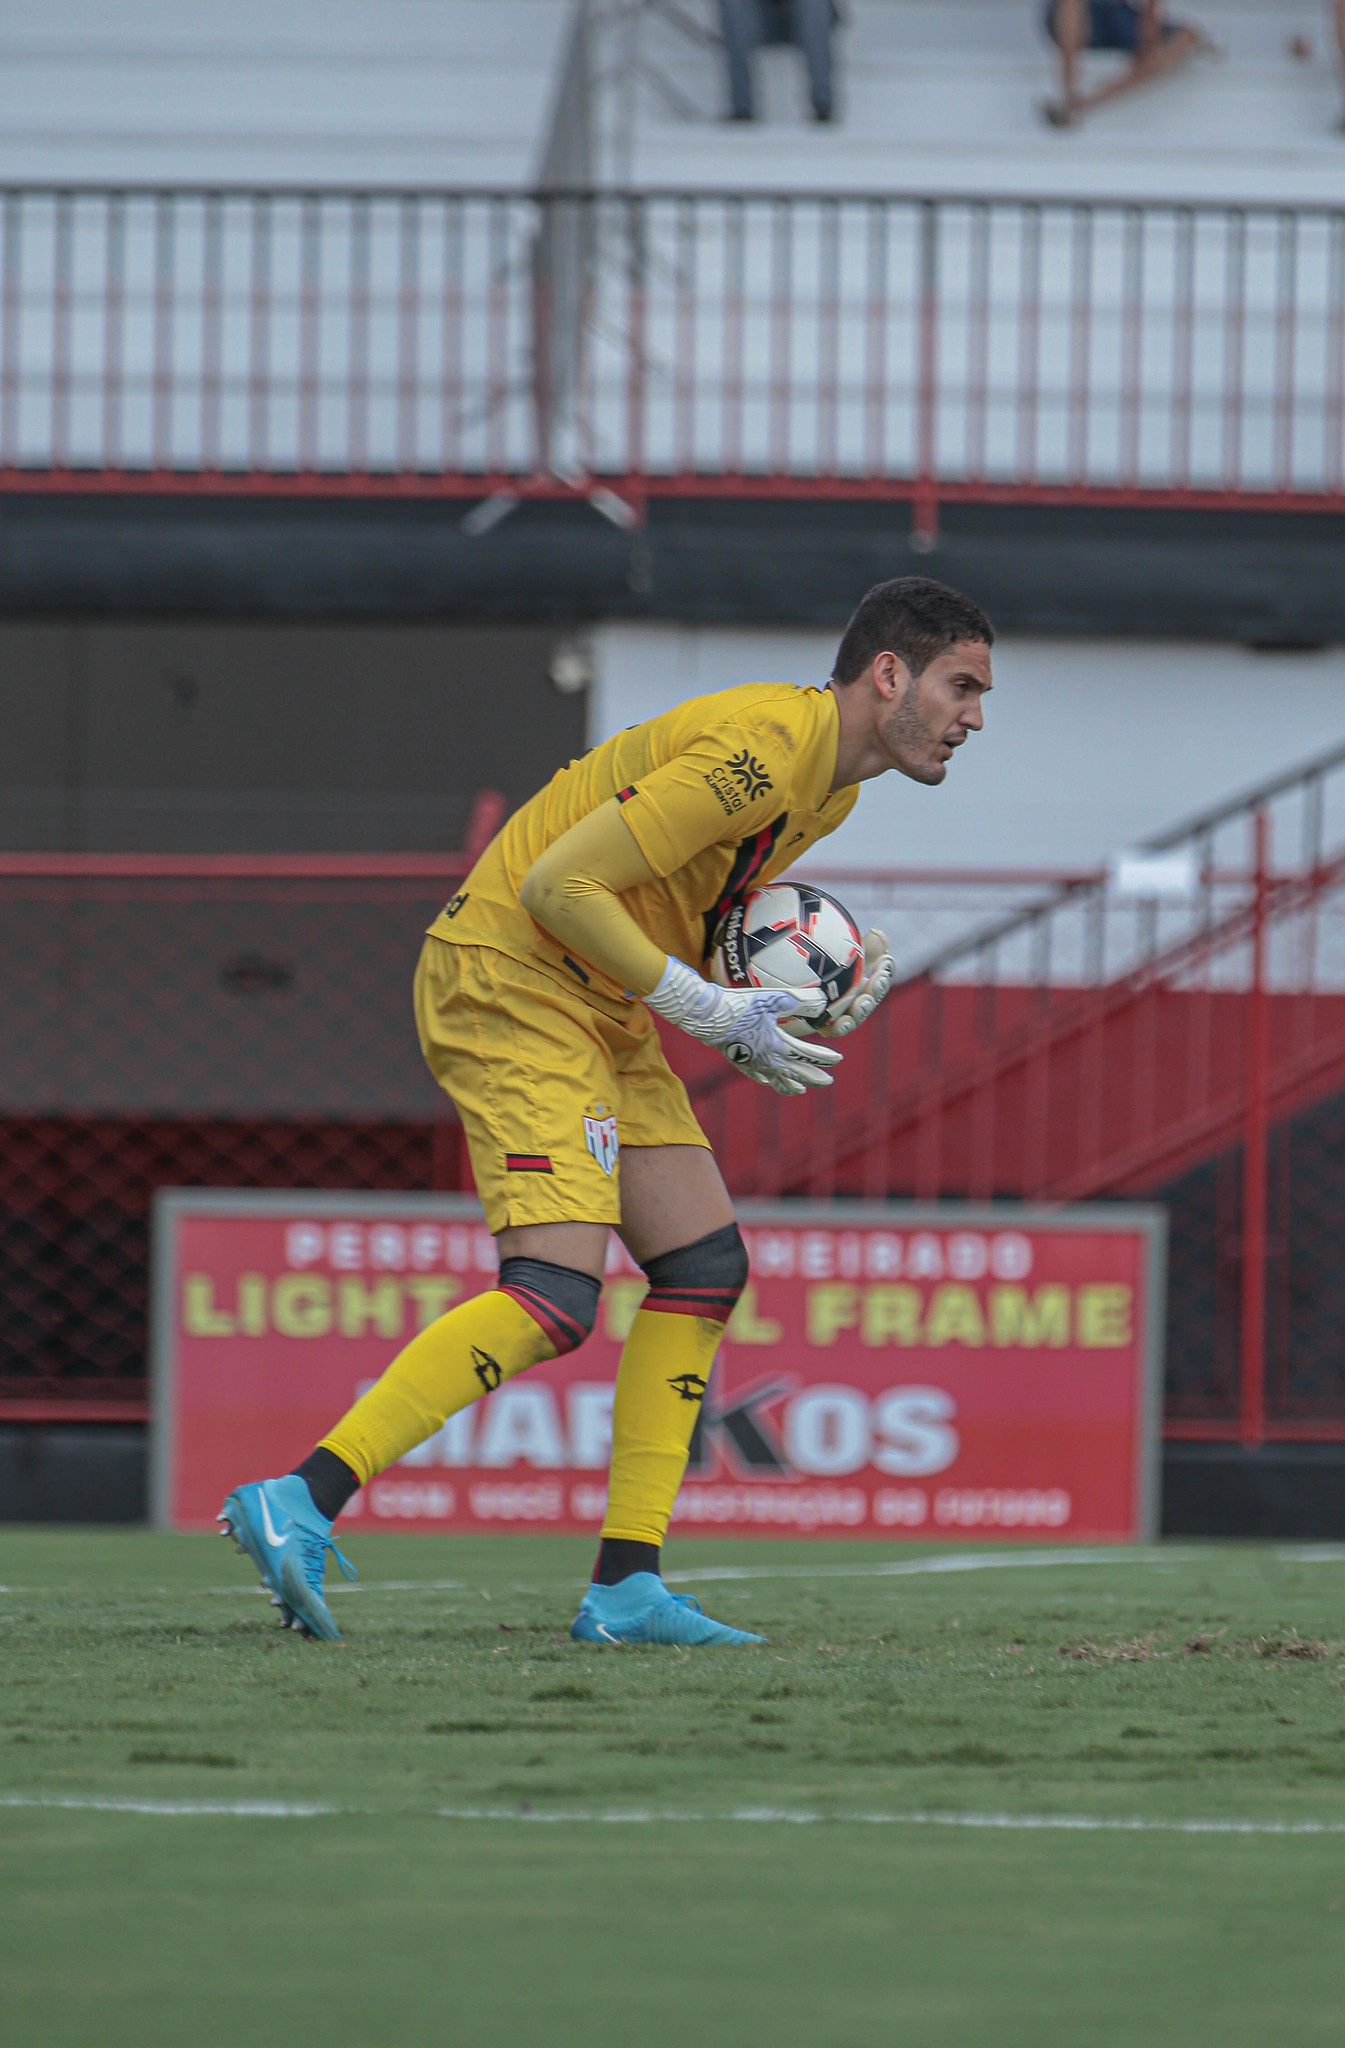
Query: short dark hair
[{"left": 831, "top": 576, "right": 994, "bottom": 685}]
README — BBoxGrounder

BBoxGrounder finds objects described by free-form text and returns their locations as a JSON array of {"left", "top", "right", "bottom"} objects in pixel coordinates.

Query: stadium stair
[
  {"left": 614, "top": 0, "right": 1345, "bottom": 209},
  {"left": 675, "top": 737, "right": 1345, "bottom": 1209}
]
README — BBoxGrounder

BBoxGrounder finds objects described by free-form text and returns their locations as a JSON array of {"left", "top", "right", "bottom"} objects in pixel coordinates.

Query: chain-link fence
[
  {"left": 0, "top": 856, "right": 467, "bottom": 1417},
  {"left": 0, "top": 1115, "right": 458, "bottom": 1418}
]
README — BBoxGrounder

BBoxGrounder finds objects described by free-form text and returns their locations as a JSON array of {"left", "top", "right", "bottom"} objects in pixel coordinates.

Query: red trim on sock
[
  {"left": 500, "top": 1282, "right": 589, "bottom": 1355},
  {"left": 640, "top": 1286, "right": 740, "bottom": 1325}
]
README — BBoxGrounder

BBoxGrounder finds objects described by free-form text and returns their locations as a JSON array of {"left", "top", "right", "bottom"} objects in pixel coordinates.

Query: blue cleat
[
  {"left": 218, "top": 1475, "right": 356, "bottom": 1641},
  {"left": 570, "top": 1571, "right": 764, "bottom": 1648}
]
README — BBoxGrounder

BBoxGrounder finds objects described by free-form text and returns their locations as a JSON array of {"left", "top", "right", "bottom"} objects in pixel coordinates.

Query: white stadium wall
[
  {"left": 588, "top": 624, "right": 1345, "bottom": 871},
  {"left": 0, "top": 0, "right": 570, "bottom": 187}
]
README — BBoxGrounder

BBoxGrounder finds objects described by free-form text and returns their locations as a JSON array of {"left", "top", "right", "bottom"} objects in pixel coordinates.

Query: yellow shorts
[{"left": 414, "top": 936, "right": 710, "bottom": 1234}]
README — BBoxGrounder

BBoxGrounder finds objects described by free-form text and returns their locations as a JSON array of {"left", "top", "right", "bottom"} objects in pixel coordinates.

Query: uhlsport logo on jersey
[{"left": 582, "top": 1104, "right": 619, "bottom": 1176}]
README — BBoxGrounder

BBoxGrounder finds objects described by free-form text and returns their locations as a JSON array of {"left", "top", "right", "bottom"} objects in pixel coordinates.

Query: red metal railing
[{"left": 3, "top": 184, "right": 1345, "bottom": 521}]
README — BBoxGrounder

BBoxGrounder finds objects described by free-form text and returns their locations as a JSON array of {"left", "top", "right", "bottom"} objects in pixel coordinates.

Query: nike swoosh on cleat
[
  {"left": 257, "top": 1493, "right": 286, "bottom": 1549},
  {"left": 595, "top": 1623, "right": 622, "bottom": 1644}
]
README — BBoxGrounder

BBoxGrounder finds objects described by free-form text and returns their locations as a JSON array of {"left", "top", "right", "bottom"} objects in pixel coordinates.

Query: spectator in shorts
[
  {"left": 719, "top": 0, "right": 839, "bottom": 123},
  {"left": 1042, "top": 0, "right": 1210, "bottom": 127}
]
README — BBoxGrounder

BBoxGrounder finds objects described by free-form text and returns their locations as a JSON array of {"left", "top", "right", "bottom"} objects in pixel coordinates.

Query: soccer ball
[{"left": 711, "top": 883, "right": 864, "bottom": 1027}]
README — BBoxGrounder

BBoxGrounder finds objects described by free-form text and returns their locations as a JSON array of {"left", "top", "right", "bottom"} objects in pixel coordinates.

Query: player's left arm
[
  {"left": 520, "top": 719, "right": 795, "bottom": 990},
  {"left": 518, "top": 799, "right": 668, "bottom": 996},
  {"left": 519, "top": 739, "right": 843, "bottom": 1095}
]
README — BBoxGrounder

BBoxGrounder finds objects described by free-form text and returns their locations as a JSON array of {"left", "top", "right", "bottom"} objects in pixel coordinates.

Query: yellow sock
[
  {"left": 321, "top": 1290, "right": 557, "bottom": 1485},
  {"left": 602, "top": 1306, "right": 726, "bottom": 1546}
]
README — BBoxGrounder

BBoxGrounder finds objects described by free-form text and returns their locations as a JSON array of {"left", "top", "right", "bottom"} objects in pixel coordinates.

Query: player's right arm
[{"left": 518, "top": 790, "right": 841, "bottom": 1097}]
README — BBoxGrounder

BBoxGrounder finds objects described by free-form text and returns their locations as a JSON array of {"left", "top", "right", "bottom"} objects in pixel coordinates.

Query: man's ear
[{"left": 870, "top": 651, "right": 907, "bottom": 701}]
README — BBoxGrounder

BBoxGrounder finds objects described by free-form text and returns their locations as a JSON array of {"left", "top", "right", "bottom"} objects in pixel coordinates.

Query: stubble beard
[{"left": 885, "top": 679, "right": 946, "bottom": 787}]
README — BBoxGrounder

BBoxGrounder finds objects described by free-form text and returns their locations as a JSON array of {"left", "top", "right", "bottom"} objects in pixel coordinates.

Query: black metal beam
[{"left": 1, "top": 493, "right": 1343, "bottom": 642}]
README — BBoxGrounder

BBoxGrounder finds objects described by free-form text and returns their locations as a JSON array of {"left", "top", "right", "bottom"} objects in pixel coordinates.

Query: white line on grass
[
  {"left": 4, "top": 1793, "right": 1344, "bottom": 1835},
  {"left": 664, "top": 1548, "right": 1199, "bottom": 1585},
  {"left": 201, "top": 1580, "right": 467, "bottom": 1596},
  {"left": 194, "top": 1553, "right": 1181, "bottom": 1599},
  {"left": 314, "top": 1578, "right": 469, "bottom": 1595},
  {"left": 435, "top": 1808, "right": 1345, "bottom": 1837}
]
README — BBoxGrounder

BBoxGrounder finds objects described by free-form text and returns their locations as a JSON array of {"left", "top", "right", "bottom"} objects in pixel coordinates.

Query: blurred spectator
[
  {"left": 719, "top": 0, "right": 839, "bottom": 122},
  {"left": 1041, "top": 1, "right": 1209, "bottom": 127}
]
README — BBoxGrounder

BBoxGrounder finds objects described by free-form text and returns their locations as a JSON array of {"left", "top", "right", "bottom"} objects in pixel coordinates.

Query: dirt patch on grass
[
  {"left": 1058, "top": 1636, "right": 1165, "bottom": 1665},
  {"left": 1252, "top": 1631, "right": 1340, "bottom": 1661},
  {"left": 1060, "top": 1627, "right": 1345, "bottom": 1668}
]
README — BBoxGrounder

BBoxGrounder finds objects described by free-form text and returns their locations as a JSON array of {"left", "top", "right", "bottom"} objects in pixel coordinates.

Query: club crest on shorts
[{"left": 582, "top": 1102, "right": 619, "bottom": 1177}]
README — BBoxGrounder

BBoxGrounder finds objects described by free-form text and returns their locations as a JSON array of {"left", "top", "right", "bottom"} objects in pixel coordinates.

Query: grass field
[{"left": 3, "top": 1531, "right": 1345, "bottom": 2045}]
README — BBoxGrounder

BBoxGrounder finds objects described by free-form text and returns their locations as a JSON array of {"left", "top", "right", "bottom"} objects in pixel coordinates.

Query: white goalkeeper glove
[
  {"left": 644, "top": 956, "right": 843, "bottom": 1096},
  {"left": 785, "top": 929, "right": 896, "bottom": 1040}
]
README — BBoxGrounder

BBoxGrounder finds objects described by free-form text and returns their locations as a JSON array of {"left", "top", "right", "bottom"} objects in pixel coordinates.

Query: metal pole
[
  {"left": 911, "top": 199, "right": 939, "bottom": 548},
  {"left": 1239, "top": 807, "right": 1271, "bottom": 1448},
  {"left": 624, "top": 192, "right": 645, "bottom": 480}
]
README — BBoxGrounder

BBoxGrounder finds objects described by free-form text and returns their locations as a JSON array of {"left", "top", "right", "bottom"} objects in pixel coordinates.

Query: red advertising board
[{"left": 150, "top": 1193, "right": 1166, "bottom": 1542}]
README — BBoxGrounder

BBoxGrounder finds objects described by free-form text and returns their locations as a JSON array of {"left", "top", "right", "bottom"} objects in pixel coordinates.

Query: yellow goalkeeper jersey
[{"left": 428, "top": 682, "right": 859, "bottom": 1017}]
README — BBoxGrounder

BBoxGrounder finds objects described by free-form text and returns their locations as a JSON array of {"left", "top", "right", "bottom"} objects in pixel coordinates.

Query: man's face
[{"left": 878, "top": 639, "right": 992, "bottom": 786}]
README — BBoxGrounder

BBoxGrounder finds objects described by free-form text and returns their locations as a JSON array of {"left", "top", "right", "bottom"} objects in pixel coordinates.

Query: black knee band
[
  {"left": 497, "top": 1257, "right": 600, "bottom": 1356},
  {"left": 639, "top": 1222, "right": 749, "bottom": 1325}
]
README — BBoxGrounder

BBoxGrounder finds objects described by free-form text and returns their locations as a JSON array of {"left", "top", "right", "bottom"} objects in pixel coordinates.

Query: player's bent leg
[
  {"left": 221, "top": 1248, "right": 602, "bottom": 1639},
  {"left": 319, "top": 1255, "right": 601, "bottom": 1481},
  {"left": 571, "top": 1201, "right": 764, "bottom": 1646}
]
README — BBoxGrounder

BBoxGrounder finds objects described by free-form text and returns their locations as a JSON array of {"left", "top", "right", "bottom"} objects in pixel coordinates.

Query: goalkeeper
[{"left": 221, "top": 576, "right": 994, "bottom": 1645}]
